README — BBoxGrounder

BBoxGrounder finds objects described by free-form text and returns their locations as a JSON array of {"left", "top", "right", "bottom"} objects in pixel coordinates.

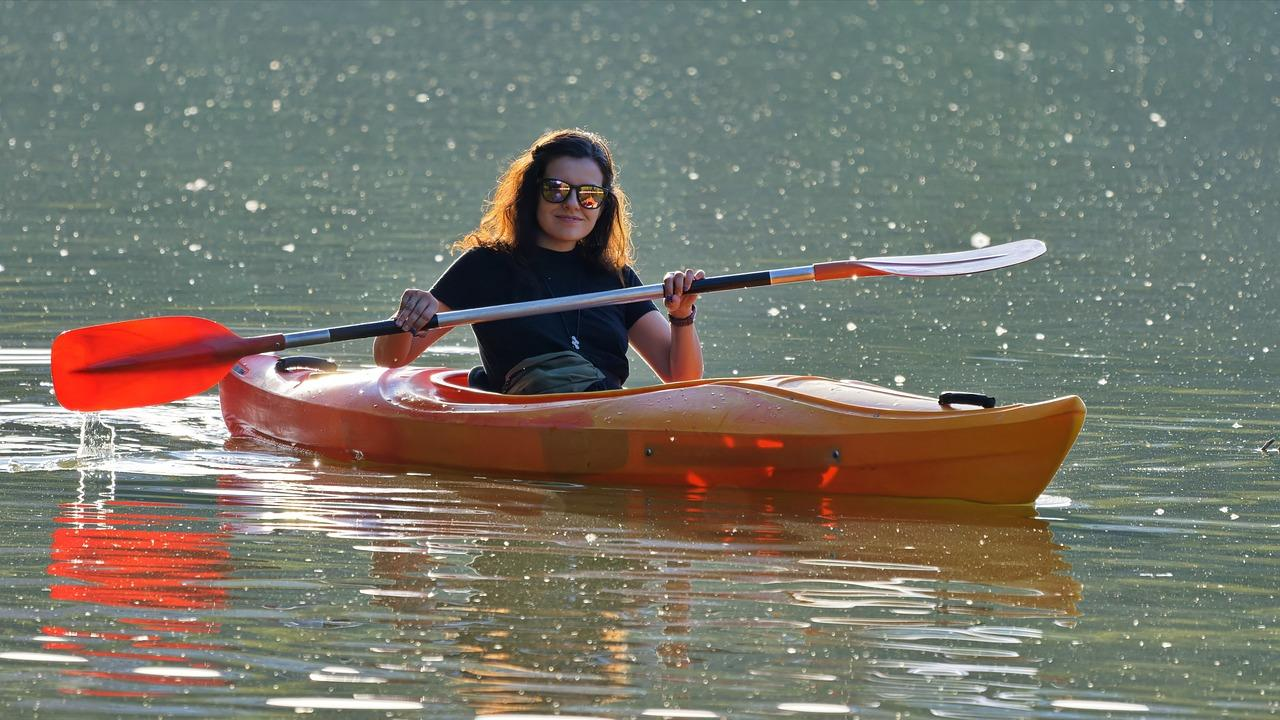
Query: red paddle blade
[{"left": 52, "top": 316, "right": 267, "bottom": 412}]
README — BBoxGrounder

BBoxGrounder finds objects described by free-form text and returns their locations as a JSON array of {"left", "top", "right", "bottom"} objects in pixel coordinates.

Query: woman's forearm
[
  {"left": 666, "top": 323, "right": 703, "bottom": 381},
  {"left": 375, "top": 292, "right": 453, "bottom": 367},
  {"left": 373, "top": 327, "right": 450, "bottom": 367},
  {"left": 373, "top": 332, "right": 414, "bottom": 367}
]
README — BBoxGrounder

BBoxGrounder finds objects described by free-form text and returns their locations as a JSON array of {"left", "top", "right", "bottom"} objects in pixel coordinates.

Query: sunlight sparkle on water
[
  {"left": 1035, "top": 494, "right": 1072, "bottom": 509},
  {"left": 1052, "top": 699, "right": 1151, "bottom": 712},
  {"left": 266, "top": 697, "right": 424, "bottom": 710},
  {"left": 359, "top": 588, "right": 431, "bottom": 598},
  {"left": 308, "top": 666, "right": 387, "bottom": 683},
  {"left": 134, "top": 666, "right": 223, "bottom": 678},
  {"left": 0, "top": 652, "right": 87, "bottom": 663},
  {"left": 477, "top": 715, "right": 614, "bottom": 720},
  {"left": 0, "top": 349, "right": 51, "bottom": 365},
  {"left": 799, "top": 558, "right": 939, "bottom": 572},
  {"left": 776, "top": 703, "right": 853, "bottom": 714}
]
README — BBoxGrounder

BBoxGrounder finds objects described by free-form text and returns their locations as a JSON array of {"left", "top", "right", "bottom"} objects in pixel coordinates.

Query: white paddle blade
[{"left": 860, "top": 239, "right": 1046, "bottom": 277}]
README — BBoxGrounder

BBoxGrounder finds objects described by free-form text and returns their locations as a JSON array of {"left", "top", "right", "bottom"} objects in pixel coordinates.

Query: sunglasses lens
[
  {"left": 577, "top": 186, "right": 605, "bottom": 210},
  {"left": 541, "top": 180, "right": 570, "bottom": 204}
]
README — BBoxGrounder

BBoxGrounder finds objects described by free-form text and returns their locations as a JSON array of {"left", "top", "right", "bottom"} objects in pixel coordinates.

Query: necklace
[
  {"left": 536, "top": 253, "right": 584, "bottom": 352},
  {"left": 559, "top": 298, "right": 582, "bottom": 351}
]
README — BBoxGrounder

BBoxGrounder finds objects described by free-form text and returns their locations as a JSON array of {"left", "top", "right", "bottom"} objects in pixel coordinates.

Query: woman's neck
[{"left": 535, "top": 234, "right": 578, "bottom": 253}]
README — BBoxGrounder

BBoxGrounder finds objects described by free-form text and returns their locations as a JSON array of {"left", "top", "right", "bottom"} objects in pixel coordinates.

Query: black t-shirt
[{"left": 430, "top": 246, "right": 657, "bottom": 388}]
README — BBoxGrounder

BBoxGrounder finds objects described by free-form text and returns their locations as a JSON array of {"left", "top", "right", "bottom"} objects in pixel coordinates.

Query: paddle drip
[
  {"left": 77, "top": 412, "right": 116, "bottom": 463},
  {"left": 73, "top": 413, "right": 118, "bottom": 505}
]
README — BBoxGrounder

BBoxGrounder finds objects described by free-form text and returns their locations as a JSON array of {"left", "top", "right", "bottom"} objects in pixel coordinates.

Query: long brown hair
[{"left": 454, "top": 129, "right": 635, "bottom": 275}]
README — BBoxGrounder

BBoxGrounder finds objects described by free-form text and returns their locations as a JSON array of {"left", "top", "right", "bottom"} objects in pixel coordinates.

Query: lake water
[{"left": 1, "top": 1, "right": 1276, "bottom": 717}]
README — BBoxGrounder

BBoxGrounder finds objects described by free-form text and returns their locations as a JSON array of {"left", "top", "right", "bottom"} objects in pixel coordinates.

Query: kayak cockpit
[{"left": 394, "top": 365, "right": 998, "bottom": 419}]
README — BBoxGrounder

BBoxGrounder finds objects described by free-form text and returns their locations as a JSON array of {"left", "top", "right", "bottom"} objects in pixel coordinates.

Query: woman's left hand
[{"left": 663, "top": 268, "right": 704, "bottom": 320}]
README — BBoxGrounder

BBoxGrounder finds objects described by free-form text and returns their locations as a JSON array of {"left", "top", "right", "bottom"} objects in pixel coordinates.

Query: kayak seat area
[
  {"left": 416, "top": 367, "right": 976, "bottom": 417},
  {"left": 424, "top": 368, "right": 758, "bottom": 406},
  {"left": 426, "top": 368, "right": 633, "bottom": 405}
]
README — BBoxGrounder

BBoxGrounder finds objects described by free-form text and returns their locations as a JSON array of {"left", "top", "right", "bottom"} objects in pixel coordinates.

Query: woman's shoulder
[
  {"left": 458, "top": 244, "right": 513, "bottom": 260},
  {"left": 448, "top": 245, "right": 521, "bottom": 271},
  {"left": 434, "top": 244, "right": 519, "bottom": 288},
  {"left": 620, "top": 264, "right": 644, "bottom": 286}
]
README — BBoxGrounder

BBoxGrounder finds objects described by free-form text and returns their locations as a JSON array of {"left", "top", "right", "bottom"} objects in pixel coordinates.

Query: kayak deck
[{"left": 221, "top": 354, "right": 1085, "bottom": 504}]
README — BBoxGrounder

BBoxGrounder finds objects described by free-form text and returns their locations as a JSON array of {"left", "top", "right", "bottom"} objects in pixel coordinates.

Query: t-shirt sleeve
[
  {"left": 430, "top": 248, "right": 501, "bottom": 310},
  {"left": 621, "top": 266, "right": 659, "bottom": 328}
]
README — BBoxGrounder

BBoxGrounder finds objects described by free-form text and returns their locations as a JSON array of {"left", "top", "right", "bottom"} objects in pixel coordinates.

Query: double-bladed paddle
[{"left": 52, "top": 239, "right": 1045, "bottom": 411}]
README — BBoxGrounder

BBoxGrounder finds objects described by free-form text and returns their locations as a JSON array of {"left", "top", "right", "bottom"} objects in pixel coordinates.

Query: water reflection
[
  {"left": 42, "top": 468, "right": 231, "bottom": 701},
  {"left": 22, "top": 409, "right": 1081, "bottom": 716},
  {"left": 207, "top": 472, "right": 1079, "bottom": 716}
]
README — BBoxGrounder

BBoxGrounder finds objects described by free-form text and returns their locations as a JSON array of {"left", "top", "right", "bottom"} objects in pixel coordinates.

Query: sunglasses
[{"left": 540, "top": 178, "right": 608, "bottom": 210}]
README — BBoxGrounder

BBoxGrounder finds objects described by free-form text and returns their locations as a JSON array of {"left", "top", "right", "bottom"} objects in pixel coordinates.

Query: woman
[{"left": 374, "top": 129, "right": 704, "bottom": 393}]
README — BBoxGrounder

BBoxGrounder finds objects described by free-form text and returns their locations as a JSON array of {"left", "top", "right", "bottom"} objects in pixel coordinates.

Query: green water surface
[{"left": 1, "top": 1, "right": 1276, "bottom": 717}]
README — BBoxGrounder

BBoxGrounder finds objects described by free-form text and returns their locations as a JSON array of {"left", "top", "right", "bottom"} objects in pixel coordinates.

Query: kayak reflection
[
  {"left": 44, "top": 469, "right": 231, "bottom": 700},
  {"left": 214, "top": 471, "right": 1080, "bottom": 716}
]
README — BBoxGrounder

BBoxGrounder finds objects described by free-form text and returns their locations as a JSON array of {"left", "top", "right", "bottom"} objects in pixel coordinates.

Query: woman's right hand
[{"left": 393, "top": 288, "right": 439, "bottom": 335}]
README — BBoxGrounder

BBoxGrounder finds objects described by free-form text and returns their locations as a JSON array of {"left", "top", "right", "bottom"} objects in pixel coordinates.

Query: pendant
[{"left": 571, "top": 336, "right": 580, "bottom": 351}]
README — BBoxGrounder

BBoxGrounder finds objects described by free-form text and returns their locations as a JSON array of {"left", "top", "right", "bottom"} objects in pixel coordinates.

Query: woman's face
[{"left": 535, "top": 155, "right": 606, "bottom": 251}]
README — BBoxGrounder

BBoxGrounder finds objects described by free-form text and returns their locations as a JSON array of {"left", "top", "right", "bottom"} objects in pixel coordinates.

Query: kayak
[{"left": 220, "top": 354, "right": 1085, "bottom": 504}]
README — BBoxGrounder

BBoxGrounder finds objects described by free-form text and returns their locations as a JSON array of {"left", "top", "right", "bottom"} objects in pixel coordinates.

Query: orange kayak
[{"left": 220, "top": 354, "right": 1085, "bottom": 504}]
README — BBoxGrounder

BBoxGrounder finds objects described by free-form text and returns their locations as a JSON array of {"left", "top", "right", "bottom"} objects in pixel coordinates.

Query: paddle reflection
[
  {"left": 43, "top": 469, "right": 231, "bottom": 700},
  {"left": 214, "top": 471, "right": 1079, "bottom": 716}
]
